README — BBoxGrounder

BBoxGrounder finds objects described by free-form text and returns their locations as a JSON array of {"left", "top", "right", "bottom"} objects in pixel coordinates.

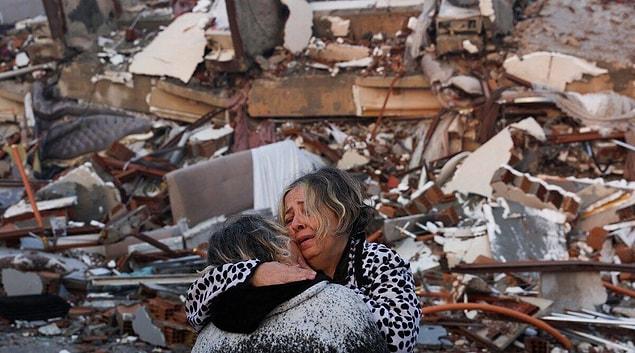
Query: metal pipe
[
  {"left": 0, "top": 62, "right": 56, "bottom": 81},
  {"left": 603, "top": 281, "right": 635, "bottom": 299},
  {"left": 421, "top": 303, "right": 572, "bottom": 349},
  {"left": 10, "top": 145, "right": 44, "bottom": 230},
  {"left": 568, "top": 330, "right": 635, "bottom": 352}
]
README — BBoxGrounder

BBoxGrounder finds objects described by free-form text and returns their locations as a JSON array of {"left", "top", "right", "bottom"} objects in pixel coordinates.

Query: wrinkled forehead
[{"left": 283, "top": 185, "right": 306, "bottom": 207}]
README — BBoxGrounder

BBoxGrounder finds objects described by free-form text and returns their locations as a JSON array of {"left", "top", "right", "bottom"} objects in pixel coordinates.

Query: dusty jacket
[
  {"left": 186, "top": 239, "right": 421, "bottom": 353},
  {"left": 191, "top": 281, "right": 389, "bottom": 353}
]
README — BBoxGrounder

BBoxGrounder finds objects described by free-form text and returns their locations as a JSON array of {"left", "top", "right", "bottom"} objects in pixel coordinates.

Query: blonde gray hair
[
  {"left": 278, "top": 168, "right": 367, "bottom": 239},
  {"left": 207, "top": 215, "right": 290, "bottom": 266}
]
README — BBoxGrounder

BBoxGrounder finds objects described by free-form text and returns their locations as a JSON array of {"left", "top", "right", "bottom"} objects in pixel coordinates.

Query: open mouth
[{"left": 296, "top": 234, "right": 315, "bottom": 250}]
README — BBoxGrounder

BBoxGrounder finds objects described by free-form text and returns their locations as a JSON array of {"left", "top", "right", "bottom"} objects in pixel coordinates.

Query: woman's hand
[{"left": 250, "top": 262, "right": 316, "bottom": 287}]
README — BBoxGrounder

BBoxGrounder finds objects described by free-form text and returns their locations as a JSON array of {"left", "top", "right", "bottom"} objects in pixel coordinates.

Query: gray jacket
[{"left": 192, "top": 282, "right": 389, "bottom": 353}]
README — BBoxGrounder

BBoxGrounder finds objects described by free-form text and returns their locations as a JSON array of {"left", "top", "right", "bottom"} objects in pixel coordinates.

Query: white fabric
[{"left": 251, "top": 140, "right": 325, "bottom": 216}]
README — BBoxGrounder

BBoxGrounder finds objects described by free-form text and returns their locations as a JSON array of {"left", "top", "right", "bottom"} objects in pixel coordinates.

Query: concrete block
[
  {"left": 1, "top": 268, "right": 43, "bottom": 296},
  {"left": 540, "top": 271, "right": 607, "bottom": 312}
]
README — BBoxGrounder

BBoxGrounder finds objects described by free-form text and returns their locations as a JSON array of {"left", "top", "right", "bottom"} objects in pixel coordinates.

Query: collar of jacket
[{"left": 332, "top": 235, "right": 368, "bottom": 288}]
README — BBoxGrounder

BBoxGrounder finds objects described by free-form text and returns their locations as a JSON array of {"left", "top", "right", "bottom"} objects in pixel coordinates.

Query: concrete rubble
[{"left": 0, "top": 0, "right": 634, "bottom": 352}]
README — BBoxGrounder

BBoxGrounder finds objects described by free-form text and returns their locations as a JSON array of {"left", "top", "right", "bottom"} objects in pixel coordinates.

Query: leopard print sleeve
[
  {"left": 185, "top": 260, "right": 260, "bottom": 332},
  {"left": 353, "top": 243, "right": 421, "bottom": 353}
]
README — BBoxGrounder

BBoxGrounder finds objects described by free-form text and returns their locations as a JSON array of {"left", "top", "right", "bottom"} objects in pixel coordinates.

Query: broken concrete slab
[
  {"left": 133, "top": 306, "right": 167, "bottom": 347},
  {"left": 320, "top": 16, "right": 350, "bottom": 37},
  {"left": 0, "top": 186, "right": 25, "bottom": 211},
  {"left": 383, "top": 214, "right": 444, "bottom": 243},
  {"left": 1, "top": 268, "right": 43, "bottom": 296},
  {"left": 0, "top": 81, "right": 31, "bottom": 105},
  {"left": 190, "top": 125, "right": 234, "bottom": 158},
  {"left": 355, "top": 75, "right": 430, "bottom": 89},
  {"left": 281, "top": 0, "right": 313, "bottom": 54},
  {"left": 38, "top": 322, "right": 62, "bottom": 336},
  {"left": 446, "top": 75, "right": 483, "bottom": 96},
  {"left": 421, "top": 54, "right": 454, "bottom": 84},
  {"left": 444, "top": 118, "right": 545, "bottom": 197},
  {"left": 0, "top": 249, "right": 88, "bottom": 274},
  {"left": 4, "top": 196, "right": 77, "bottom": 219},
  {"left": 435, "top": 0, "right": 483, "bottom": 55},
  {"left": 36, "top": 163, "right": 121, "bottom": 222},
  {"left": 248, "top": 74, "right": 357, "bottom": 117},
  {"left": 129, "top": 13, "right": 209, "bottom": 83},
  {"left": 485, "top": 200, "right": 569, "bottom": 262},
  {"left": 311, "top": 1, "right": 422, "bottom": 41},
  {"left": 337, "top": 150, "right": 369, "bottom": 170},
  {"left": 417, "top": 325, "right": 451, "bottom": 348},
  {"left": 156, "top": 79, "right": 236, "bottom": 108},
  {"left": 577, "top": 193, "right": 635, "bottom": 232},
  {"left": 503, "top": 52, "right": 608, "bottom": 92},
  {"left": 393, "top": 237, "right": 439, "bottom": 274},
  {"left": 307, "top": 43, "right": 370, "bottom": 62},
  {"left": 58, "top": 53, "right": 153, "bottom": 113},
  {"left": 540, "top": 271, "right": 607, "bottom": 312},
  {"left": 404, "top": 1, "right": 435, "bottom": 71},
  {"left": 0, "top": 101, "right": 22, "bottom": 124},
  {"left": 547, "top": 91, "right": 635, "bottom": 133},
  {"left": 442, "top": 235, "right": 491, "bottom": 268},
  {"left": 576, "top": 183, "right": 624, "bottom": 211},
  {"left": 147, "top": 86, "right": 218, "bottom": 123},
  {"left": 406, "top": 182, "right": 445, "bottom": 215},
  {"left": 352, "top": 85, "right": 442, "bottom": 117},
  {"left": 491, "top": 165, "right": 581, "bottom": 220}
]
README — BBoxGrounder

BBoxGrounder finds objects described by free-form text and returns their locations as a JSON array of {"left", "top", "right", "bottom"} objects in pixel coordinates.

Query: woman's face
[
  {"left": 283, "top": 186, "right": 348, "bottom": 275},
  {"left": 281, "top": 240, "right": 310, "bottom": 269}
]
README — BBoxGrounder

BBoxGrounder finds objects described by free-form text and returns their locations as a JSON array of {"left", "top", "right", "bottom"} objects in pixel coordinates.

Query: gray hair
[
  {"left": 278, "top": 167, "right": 368, "bottom": 239},
  {"left": 207, "top": 215, "right": 290, "bottom": 266}
]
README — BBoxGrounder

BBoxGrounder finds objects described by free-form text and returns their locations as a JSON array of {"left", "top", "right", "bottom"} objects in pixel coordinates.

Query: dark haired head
[{"left": 207, "top": 215, "right": 289, "bottom": 266}]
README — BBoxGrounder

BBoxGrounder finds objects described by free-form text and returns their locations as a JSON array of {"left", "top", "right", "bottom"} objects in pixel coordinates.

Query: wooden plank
[
  {"left": 147, "top": 86, "right": 217, "bottom": 123},
  {"left": 248, "top": 74, "right": 357, "bottom": 117},
  {"left": 58, "top": 53, "right": 152, "bottom": 113},
  {"left": 0, "top": 81, "right": 31, "bottom": 103},
  {"left": 41, "top": 0, "right": 67, "bottom": 40},
  {"left": 156, "top": 79, "right": 234, "bottom": 108},
  {"left": 355, "top": 74, "right": 430, "bottom": 88},
  {"left": 313, "top": 4, "right": 421, "bottom": 41},
  {"left": 352, "top": 85, "right": 441, "bottom": 117},
  {"left": 0, "top": 96, "right": 23, "bottom": 121}
]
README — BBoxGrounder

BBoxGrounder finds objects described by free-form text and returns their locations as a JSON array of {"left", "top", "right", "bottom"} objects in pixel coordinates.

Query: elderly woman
[
  {"left": 192, "top": 215, "right": 388, "bottom": 353},
  {"left": 186, "top": 168, "right": 420, "bottom": 353}
]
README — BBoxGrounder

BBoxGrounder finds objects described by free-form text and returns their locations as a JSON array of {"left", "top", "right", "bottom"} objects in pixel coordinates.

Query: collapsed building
[{"left": 0, "top": 0, "right": 634, "bottom": 351}]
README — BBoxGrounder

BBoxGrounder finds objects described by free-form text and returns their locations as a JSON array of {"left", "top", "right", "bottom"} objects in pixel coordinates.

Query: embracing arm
[
  {"left": 185, "top": 260, "right": 260, "bottom": 331},
  {"left": 355, "top": 244, "right": 421, "bottom": 353},
  {"left": 185, "top": 260, "right": 316, "bottom": 332}
]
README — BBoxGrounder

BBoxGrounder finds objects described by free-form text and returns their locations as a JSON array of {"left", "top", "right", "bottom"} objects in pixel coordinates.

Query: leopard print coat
[{"left": 186, "top": 239, "right": 421, "bottom": 353}]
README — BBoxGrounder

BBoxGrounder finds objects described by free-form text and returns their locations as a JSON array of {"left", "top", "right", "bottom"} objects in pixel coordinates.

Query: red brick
[{"left": 586, "top": 227, "right": 608, "bottom": 251}]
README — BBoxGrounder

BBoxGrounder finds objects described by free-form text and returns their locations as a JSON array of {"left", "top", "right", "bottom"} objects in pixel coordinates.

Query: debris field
[{"left": 0, "top": 0, "right": 634, "bottom": 352}]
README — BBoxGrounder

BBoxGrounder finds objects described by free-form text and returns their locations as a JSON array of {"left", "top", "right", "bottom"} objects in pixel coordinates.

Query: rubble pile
[{"left": 0, "top": 0, "right": 634, "bottom": 352}]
